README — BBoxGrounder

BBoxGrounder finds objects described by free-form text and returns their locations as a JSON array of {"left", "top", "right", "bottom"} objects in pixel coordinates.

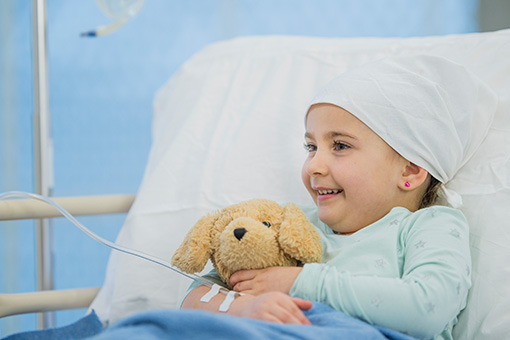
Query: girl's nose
[{"left": 305, "top": 151, "right": 328, "bottom": 177}]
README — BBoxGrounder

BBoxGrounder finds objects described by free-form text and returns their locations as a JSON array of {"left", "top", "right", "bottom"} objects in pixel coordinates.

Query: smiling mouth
[{"left": 317, "top": 189, "right": 342, "bottom": 195}]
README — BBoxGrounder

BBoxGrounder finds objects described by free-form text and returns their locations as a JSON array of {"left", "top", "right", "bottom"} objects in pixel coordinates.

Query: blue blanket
[
  {"left": 4, "top": 303, "right": 416, "bottom": 340},
  {"left": 3, "top": 311, "right": 102, "bottom": 340}
]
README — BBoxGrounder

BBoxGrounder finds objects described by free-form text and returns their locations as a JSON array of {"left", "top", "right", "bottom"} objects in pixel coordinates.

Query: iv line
[
  {"left": 80, "top": 19, "right": 128, "bottom": 37},
  {"left": 0, "top": 191, "right": 225, "bottom": 293},
  {"left": 80, "top": 0, "right": 144, "bottom": 37}
]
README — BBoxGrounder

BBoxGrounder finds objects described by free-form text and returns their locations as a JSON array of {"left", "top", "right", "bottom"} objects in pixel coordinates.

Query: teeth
[{"left": 318, "top": 189, "right": 341, "bottom": 195}]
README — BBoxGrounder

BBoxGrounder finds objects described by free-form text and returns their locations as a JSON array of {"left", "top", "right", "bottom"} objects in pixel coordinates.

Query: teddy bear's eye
[{"left": 262, "top": 221, "right": 271, "bottom": 228}]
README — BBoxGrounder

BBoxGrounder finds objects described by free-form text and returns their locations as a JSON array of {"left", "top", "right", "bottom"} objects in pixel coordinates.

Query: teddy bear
[{"left": 171, "top": 199, "right": 323, "bottom": 288}]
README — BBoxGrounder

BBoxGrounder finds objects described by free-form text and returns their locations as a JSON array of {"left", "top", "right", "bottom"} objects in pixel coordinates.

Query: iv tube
[
  {"left": 81, "top": 0, "right": 144, "bottom": 37},
  {"left": 0, "top": 191, "right": 225, "bottom": 292}
]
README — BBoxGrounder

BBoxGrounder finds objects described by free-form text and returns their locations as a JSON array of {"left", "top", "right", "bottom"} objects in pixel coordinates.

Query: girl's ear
[{"left": 400, "top": 162, "right": 429, "bottom": 190}]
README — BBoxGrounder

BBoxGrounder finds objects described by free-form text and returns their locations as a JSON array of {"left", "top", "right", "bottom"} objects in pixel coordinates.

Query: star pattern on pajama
[{"left": 414, "top": 240, "right": 427, "bottom": 249}]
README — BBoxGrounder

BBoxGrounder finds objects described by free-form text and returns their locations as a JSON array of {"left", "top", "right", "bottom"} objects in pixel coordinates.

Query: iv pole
[{"left": 32, "top": 0, "right": 55, "bottom": 329}]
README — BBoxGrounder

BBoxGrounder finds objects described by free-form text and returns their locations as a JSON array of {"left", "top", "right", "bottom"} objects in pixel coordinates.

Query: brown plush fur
[{"left": 171, "top": 199, "right": 323, "bottom": 288}]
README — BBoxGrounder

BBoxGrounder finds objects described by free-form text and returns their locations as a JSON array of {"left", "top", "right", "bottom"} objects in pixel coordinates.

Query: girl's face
[{"left": 302, "top": 104, "right": 409, "bottom": 235}]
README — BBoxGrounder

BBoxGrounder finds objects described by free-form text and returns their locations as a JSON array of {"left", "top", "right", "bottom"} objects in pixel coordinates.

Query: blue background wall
[{"left": 0, "top": 0, "right": 478, "bottom": 336}]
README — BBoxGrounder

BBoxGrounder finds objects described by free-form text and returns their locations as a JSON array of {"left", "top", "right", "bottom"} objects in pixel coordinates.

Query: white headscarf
[{"left": 309, "top": 55, "right": 498, "bottom": 207}]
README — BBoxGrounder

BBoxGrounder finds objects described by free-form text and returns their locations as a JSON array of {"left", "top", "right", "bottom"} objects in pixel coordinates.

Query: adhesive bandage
[
  {"left": 199, "top": 284, "right": 221, "bottom": 302},
  {"left": 219, "top": 291, "right": 242, "bottom": 312}
]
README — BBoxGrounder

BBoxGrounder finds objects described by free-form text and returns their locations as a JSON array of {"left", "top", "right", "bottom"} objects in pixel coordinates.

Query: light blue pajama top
[
  {"left": 183, "top": 205, "right": 471, "bottom": 340},
  {"left": 291, "top": 206, "right": 471, "bottom": 340}
]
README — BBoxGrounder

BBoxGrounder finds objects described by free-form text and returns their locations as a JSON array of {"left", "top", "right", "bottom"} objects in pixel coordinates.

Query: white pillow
[{"left": 90, "top": 29, "right": 510, "bottom": 340}]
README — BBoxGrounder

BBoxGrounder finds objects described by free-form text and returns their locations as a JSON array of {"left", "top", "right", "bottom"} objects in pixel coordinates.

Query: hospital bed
[{"left": 1, "top": 28, "right": 509, "bottom": 339}]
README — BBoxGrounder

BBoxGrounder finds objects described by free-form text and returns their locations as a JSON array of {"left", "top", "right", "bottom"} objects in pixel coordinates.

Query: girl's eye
[
  {"left": 304, "top": 143, "right": 316, "bottom": 152},
  {"left": 333, "top": 141, "right": 349, "bottom": 151},
  {"left": 262, "top": 221, "right": 271, "bottom": 228}
]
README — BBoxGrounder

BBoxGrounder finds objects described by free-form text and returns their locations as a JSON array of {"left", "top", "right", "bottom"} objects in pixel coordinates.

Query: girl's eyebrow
[
  {"left": 328, "top": 131, "right": 358, "bottom": 140},
  {"left": 304, "top": 131, "right": 357, "bottom": 140}
]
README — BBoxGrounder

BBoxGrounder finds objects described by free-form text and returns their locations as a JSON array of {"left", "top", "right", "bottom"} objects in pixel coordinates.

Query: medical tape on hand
[
  {"left": 200, "top": 284, "right": 221, "bottom": 302},
  {"left": 218, "top": 291, "right": 243, "bottom": 312}
]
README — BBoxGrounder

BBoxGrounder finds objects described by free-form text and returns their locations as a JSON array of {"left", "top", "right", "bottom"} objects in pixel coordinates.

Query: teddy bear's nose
[{"left": 234, "top": 228, "right": 247, "bottom": 241}]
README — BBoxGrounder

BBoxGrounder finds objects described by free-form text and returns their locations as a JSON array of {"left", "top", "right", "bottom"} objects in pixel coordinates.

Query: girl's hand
[
  {"left": 230, "top": 266, "right": 302, "bottom": 295},
  {"left": 228, "top": 292, "right": 312, "bottom": 325}
]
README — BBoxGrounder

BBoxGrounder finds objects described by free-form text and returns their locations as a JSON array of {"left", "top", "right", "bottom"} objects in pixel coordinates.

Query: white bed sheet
[{"left": 90, "top": 29, "right": 510, "bottom": 340}]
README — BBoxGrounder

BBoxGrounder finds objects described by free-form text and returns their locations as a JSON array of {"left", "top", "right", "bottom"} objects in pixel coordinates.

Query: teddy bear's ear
[
  {"left": 171, "top": 211, "right": 219, "bottom": 274},
  {"left": 278, "top": 203, "right": 323, "bottom": 264}
]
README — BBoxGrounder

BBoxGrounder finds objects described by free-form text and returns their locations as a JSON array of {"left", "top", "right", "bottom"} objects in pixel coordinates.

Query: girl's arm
[
  {"left": 181, "top": 285, "right": 313, "bottom": 325},
  {"left": 290, "top": 208, "right": 471, "bottom": 339}
]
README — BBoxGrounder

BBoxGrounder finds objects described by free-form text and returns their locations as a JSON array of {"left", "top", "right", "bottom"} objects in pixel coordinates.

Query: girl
[{"left": 181, "top": 55, "right": 498, "bottom": 340}]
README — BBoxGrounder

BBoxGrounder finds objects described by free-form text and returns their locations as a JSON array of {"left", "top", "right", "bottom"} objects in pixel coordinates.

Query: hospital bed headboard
[{"left": 83, "top": 29, "right": 509, "bottom": 340}]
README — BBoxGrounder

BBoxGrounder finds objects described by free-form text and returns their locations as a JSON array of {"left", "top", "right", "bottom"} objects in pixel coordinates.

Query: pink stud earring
[{"left": 405, "top": 181, "right": 410, "bottom": 187}]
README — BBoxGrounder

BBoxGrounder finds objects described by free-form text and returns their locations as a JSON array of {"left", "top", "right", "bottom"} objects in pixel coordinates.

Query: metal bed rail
[
  {"left": 0, "top": 194, "right": 135, "bottom": 221},
  {"left": 0, "top": 194, "right": 135, "bottom": 318}
]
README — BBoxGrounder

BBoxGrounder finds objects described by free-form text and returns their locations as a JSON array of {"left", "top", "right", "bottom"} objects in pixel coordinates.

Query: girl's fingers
[
  {"left": 230, "top": 292, "right": 312, "bottom": 325},
  {"left": 230, "top": 269, "right": 256, "bottom": 287},
  {"left": 288, "top": 300, "right": 312, "bottom": 325},
  {"left": 233, "top": 281, "right": 253, "bottom": 293},
  {"left": 270, "top": 296, "right": 312, "bottom": 325},
  {"left": 292, "top": 297, "right": 313, "bottom": 311},
  {"left": 273, "top": 303, "right": 311, "bottom": 325}
]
